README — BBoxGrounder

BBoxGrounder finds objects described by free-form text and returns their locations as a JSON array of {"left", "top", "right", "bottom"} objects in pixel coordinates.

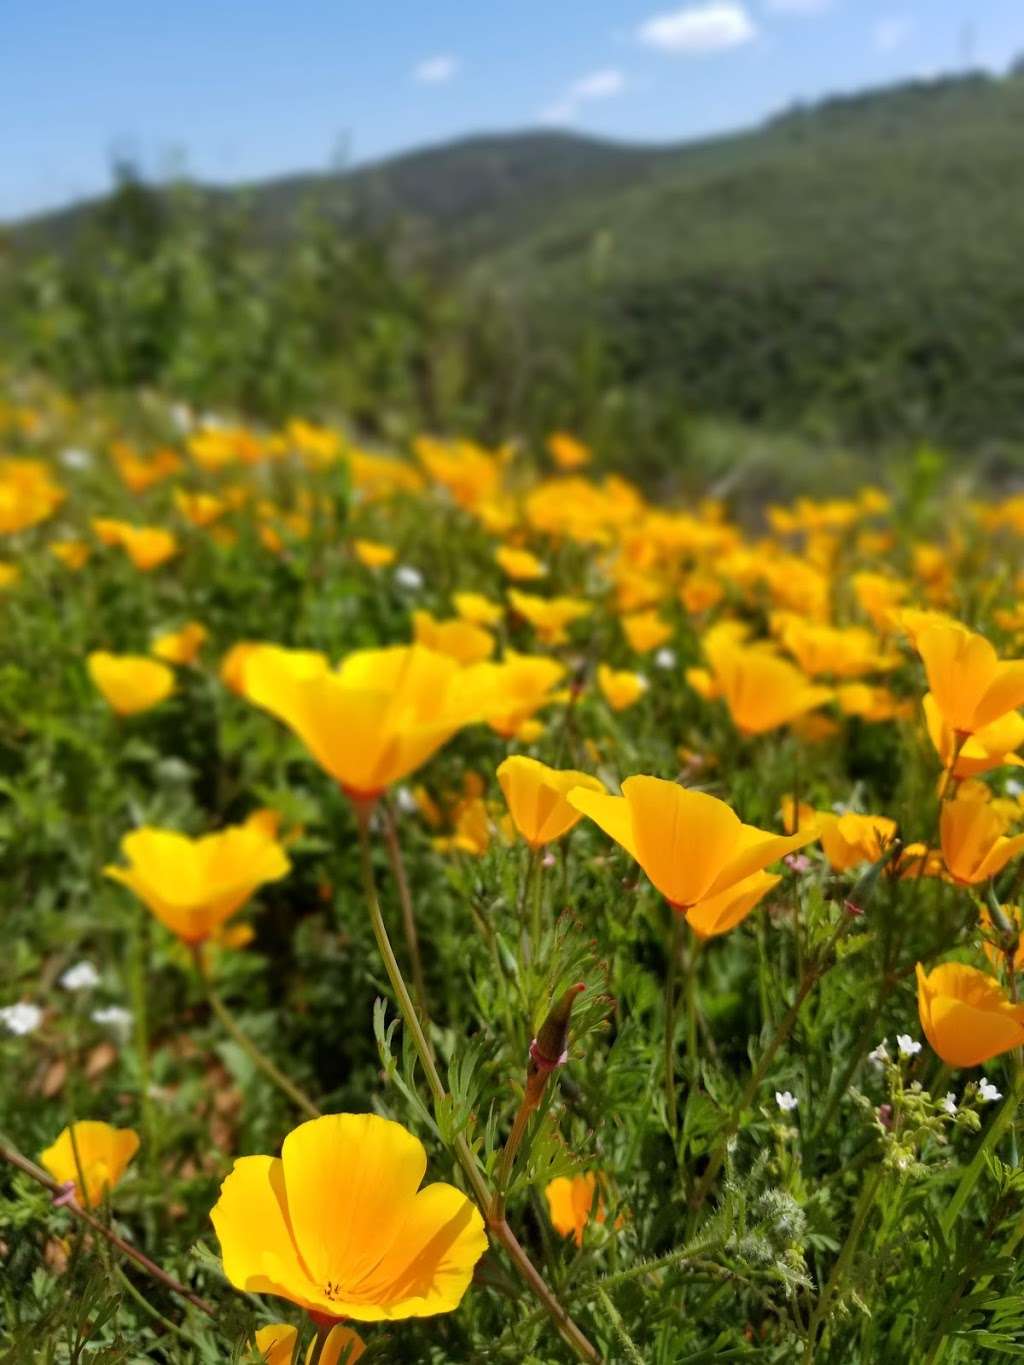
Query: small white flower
[
  {"left": 59, "top": 447, "right": 92, "bottom": 471},
  {"left": 0, "top": 1002, "right": 43, "bottom": 1036},
  {"left": 91, "top": 1006, "right": 133, "bottom": 1043},
  {"left": 394, "top": 565, "right": 424, "bottom": 591},
  {"left": 60, "top": 961, "right": 100, "bottom": 992},
  {"left": 941, "top": 1092, "right": 958, "bottom": 1115},
  {"left": 979, "top": 1078, "right": 1003, "bottom": 1104},
  {"left": 169, "top": 402, "right": 194, "bottom": 433},
  {"left": 868, "top": 1038, "right": 889, "bottom": 1067},
  {"left": 896, "top": 1033, "right": 922, "bottom": 1058},
  {"left": 1006, "top": 778, "right": 1023, "bottom": 798},
  {"left": 775, "top": 1090, "right": 798, "bottom": 1112},
  {"left": 654, "top": 648, "right": 677, "bottom": 670},
  {"left": 394, "top": 786, "right": 419, "bottom": 815}
]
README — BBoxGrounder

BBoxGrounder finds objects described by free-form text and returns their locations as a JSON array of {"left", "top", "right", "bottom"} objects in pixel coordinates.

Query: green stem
[
  {"left": 192, "top": 945, "right": 321, "bottom": 1121},
  {"left": 112, "top": 1263, "right": 202, "bottom": 1345},
  {"left": 381, "top": 797, "right": 430, "bottom": 1028},
  {"left": 802, "top": 1164, "right": 886, "bottom": 1363},
  {"left": 939, "top": 1065, "right": 1024, "bottom": 1238},
  {"left": 354, "top": 808, "right": 600, "bottom": 1363},
  {"left": 685, "top": 931, "right": 702, "bottom": 1083},
  {"left": 529, "top": 847, "right": 545, "bottom": 956},
  {"left": 493, "top": 1093, "right": 536, "bottom": 1223},
  {"left": 691, "top": 912, "right": 853, "bottom": 1218},
  {"left": 596, "top": 1286, "right": 645, "bottom": 1365},
  {"left": 0, "top": 1139, "right": 214, "bottom": 1316},
  {"left": 664, "top": 911, "right": 683, "bottom": 1135},
  {"left": 130, "top": 909, "right": 155, "bottom": 1173},
  {"left": 812, "top": 977, "right": 896, "bottom": 1143}
]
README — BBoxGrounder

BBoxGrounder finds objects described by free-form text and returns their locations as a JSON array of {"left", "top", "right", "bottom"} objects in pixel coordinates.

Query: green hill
[{"left": 6, "top": 70, "right": 1024, "bottom": 456}]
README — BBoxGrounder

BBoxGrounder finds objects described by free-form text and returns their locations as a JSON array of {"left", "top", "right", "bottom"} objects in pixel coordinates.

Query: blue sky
[{"left": 4, "top": 0, "right": 1023, "bottom": 220}]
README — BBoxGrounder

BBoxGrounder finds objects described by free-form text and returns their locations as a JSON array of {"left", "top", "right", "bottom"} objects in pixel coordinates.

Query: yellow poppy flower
[
  {"left": 0, "top": 458, "right": 65, "bottom": 534},
  {"left": 412, "top": 610, "right": 495, "bottom": 665},
  {"left": 255, "top": 1322, "right": 365, "bottom": 1364},
  {"left": 151, "top": 621, "right": 208, "bottom": 666},
  {"left": 452, "top": 591, "right": 504, "bottom": 627},
  {"left": 685, "top": 870, "right": 781, "bottom": 939},
  {"left": 174, "top": 489, "right": 227, "bottom": 528},
  {"left": 495, "top": 545, "right": 547, "bottom": 581},
  {"left": 817, "top": 812, "right": 898, "bottom": 872},
  {"left": 105, "top": 823, "right": 290, "bottom": 943},
  {"left": 923, "top": 693, "right": 1024, "bottom": 779},
  {"left": 568, "top": 775, "right": 816, "bottom": 918},
  {"left": 482, "top": 652, "right": 566, "bottom": 739},
  {"left": 242, "top": 644, "right": 493, "bottom": 800},
  {"left": 916, "top": 620, "right": 1024, "bottom": 736},
  {"left": 679, "top": 573, "right": 724, "bottom": 615},
  {"left": 694, "top": 639, "right": 832, "bottom": 736},
  {"left": 497, "top": 756, "right": 603, "bottom": 848},
  {"left": 596, "top": 664, "right": 647, "bottom": 712},
  {"left": 220, "top": 641, "right": 262, "bottom": 695},
  {"left": 775, "top": 619, "right": 899, "bottom": 679},
  {"left": 620, "top": 610, "right": 672, "bottom": 654},
  {"left": 851, "top": 571, "right": 908, "bottom": 632},
  {"left": 835, "top": 684, "right": 912, "bottom": 723},
  {"left": 117, "top": 525, "right": 179, "bottom": 572},
  {"left": 352, "top": 539, "right": 396, "bottom": 569},
  {"left": 916, "top": 962, "right": 1024, "bottom": 1067},
  {"left": 91, "top": 516, "right": 132, "bottom": 546},
  {"left": 507, "top": 590, "right": 591, "bottom": 645},
  {"left": 210, "top": 1113, "right": 487, "bottom": 1321},
  {"left": 545, "top": 1173, "right": 601, "bottom": 1247},
  {"left": 87, "top": 652, "right": 175, "bottom": 716},
  {"left": 546, "top": 432, "right": 591, "bottom": 470},
  {"left": 40, "top": 1121, "right": 139, "bottom": 1208},
  {"left": 0, "top": 562, "right": 20, "bottom": 589},
  {"left": 940, "top": 798, "right": 1024, "bottom": 886},
  {"left": 50, "top": 539, "right": 91, "bottom": 571}
]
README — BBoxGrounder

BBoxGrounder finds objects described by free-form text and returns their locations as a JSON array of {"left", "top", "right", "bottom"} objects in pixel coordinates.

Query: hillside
[
  {"left": 5, "top": 70, "right": 1024, "bottom": 454},
  {"left": 471, "top": 73, "right": 1024, "bottom": 446}
]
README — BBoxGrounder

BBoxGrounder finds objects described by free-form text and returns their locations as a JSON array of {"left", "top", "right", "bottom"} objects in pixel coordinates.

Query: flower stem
[
  {"left": 381, "top": 796, "right": 430, "bottom": 1027},
  {"left": 596, "top": 1286, "right": 645, "bottom": 1365},
  {"left": 690, "top": 912, "right": 853, "bottom": 1219},
  {"left": 0, "top": 1138, "right": 214, "bottom": 1316},
  {"left": 528, "top": 846, "right": 544, "bottom": 956},
  {"left": 802, "top": 1164, "right": 886, "bottom": 1362},
  {"left": 191, "top": 945, "right": 321, "bottom": 1121},
  {"left": 354, "top": 808, "right": 600, "bottom": 1363},
  {"left": 940, "top": 1064, "right": 1024, "bottom": 1238},
  {"left": 492, "top": 1094, "right": 535, "bottom": 1223},
  {"left": 664, "top": 911, "right": 683, "bottom": 1135},
  {"left": 129, "top": 908, "right": 155, "bottom": 1174},
  {"left": 308, "top": 1322, "right": 332, "bottom": 1365}
]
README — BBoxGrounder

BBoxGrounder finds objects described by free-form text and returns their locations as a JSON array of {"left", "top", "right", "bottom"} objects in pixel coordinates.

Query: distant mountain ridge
[{"left": 7, "top": 68, "right": 1024, "bottom": 449}]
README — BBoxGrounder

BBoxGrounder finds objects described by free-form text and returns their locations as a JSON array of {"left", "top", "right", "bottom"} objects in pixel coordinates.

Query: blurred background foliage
[{"left": 3, "top": 69, "right": 1024, "bottom": 496}]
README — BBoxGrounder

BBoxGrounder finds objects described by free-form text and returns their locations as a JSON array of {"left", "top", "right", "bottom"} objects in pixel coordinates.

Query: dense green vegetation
[{"left": 4, "top": 69, "right": 1024, "bottom": 475}]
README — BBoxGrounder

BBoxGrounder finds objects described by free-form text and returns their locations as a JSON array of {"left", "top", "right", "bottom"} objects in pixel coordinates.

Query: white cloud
[
  {"left": 540, "top": 68, "right": 627, "bottom": 125},
  {"left": 571, "top": 68, "right": 627, "bottom": 100},
  {"left": 874, "top": 17, "right": 913, "bottom": 53},
  {"left": 765, "top": 0, "right": 831, "bottom": 13},
  {"left": 413, "top": 54, "right": 459, "bottom": 84},
  {"left": 637, "top": 3, "right": 757, "bottom": 54}
]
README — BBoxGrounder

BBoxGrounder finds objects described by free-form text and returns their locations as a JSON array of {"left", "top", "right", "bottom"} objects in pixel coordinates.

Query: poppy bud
[{"left": 525, "top": 983, "right": 584, "bottom": 1108}]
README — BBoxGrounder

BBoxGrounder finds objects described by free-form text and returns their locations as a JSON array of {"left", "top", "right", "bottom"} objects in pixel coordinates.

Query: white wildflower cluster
[
  {"left": 59, "top": 961, "right": 100, "bottom": 992},
  {"left": 0, "top": 1002, "right": 43, "bottom": 1035}
]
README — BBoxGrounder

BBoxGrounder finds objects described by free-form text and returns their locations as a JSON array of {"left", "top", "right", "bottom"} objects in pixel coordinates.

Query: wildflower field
[{"left": 6, "top": 378, "right": 1024, "bottom": 1364}]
